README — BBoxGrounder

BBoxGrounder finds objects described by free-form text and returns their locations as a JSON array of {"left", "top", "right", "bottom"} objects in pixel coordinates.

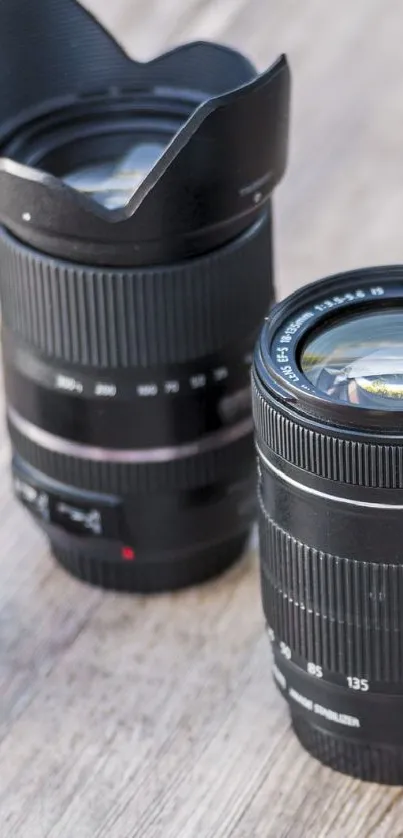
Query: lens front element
[
  {"left": 301, "top": 308, "right": 403, "bottom": 408},
  {"left": 64, "top": 141, "right": 166, "bottom": 209}
]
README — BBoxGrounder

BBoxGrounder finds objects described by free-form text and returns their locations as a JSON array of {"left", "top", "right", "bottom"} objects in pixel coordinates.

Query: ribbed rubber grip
[
  {"left": 292, "top": 714, "right": 403, "bottom": 784},
  {"left": 252, "top": 374, "right": 403, "bottom": 488},
  {"left": 0, "top": 215, "right": 271, "bottom": 368},
  {"left": 9, "top": 418, "right": 254, "bottom": 493},
  {"left": 259, "top": 506, "right": 403, "bottom": 682}
]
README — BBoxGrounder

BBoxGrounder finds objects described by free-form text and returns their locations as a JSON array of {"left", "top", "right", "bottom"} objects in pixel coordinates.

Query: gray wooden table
[{"left": 2, "top": 1, "right": 403, "bottom": 836}]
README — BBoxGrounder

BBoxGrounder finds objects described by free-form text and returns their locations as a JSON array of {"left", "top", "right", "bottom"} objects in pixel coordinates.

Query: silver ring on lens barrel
[{"left": 8, "top": 407, "right": 253, "bottom": 464}]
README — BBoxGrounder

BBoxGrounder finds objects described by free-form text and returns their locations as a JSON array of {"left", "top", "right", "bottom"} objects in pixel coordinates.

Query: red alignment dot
[{"left": 121, "top": 546, "right": 135, "bottom": 561}]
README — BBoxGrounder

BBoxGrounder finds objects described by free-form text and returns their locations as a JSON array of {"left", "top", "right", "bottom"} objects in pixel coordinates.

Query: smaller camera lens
[{"left": 253, "top": 268, "right": 403, "bottom": 784}]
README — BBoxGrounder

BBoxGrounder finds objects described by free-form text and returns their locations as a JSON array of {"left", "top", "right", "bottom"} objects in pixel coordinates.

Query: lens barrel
[
  {"left": 2, "top": 211, "right": 271, "bottom": 592},
  {"left": 253, "top": 267, "right": 403, "bottom": 784}
]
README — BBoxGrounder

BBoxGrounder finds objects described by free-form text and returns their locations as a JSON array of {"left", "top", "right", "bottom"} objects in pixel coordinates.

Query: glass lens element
[
  {"left": 63, "top": 141, "right": 165, "bottom": 209},
  {"left": 300, "top": 308, "right": 403, "bottom": 408}
]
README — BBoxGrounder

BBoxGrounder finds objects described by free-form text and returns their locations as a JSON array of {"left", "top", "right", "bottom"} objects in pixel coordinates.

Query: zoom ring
[
  {"left": 252, "top": 374, "right": 403, "bottom": 488},
  {"left": 0, "top": 215, "right": 271, "bottom": 368},
  {"left": 9, "top": 419, "right": 254, "bottom": 493},
  {"left": 259, "top": 506, "right": 403, "bottom": 682}
]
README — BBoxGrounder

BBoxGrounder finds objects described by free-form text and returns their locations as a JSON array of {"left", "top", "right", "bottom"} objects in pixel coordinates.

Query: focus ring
[
  {"left": 0, "top": 214, "right": 272, "bottom": 368},
  {"left": 9, "top": 419, "right": 254, "bottom": 493},
  {"left": 259, "top": 505, "right": 403, "bottom": 682},
  {"left": 252, "top": 374, "right": 403, "bottom": 488}
]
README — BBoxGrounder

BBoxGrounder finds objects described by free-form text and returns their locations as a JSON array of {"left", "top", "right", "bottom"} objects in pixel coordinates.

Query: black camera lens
[
  {"left": 0, "top": 0, "right": 290, "bottom": 593},
  {"left": 253, "top": 267, "right": 403, "bottom": 784}
]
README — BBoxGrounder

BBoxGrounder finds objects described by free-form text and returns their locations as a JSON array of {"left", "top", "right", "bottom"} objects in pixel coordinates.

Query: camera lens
[
  {"left": 0, "top": 2, "right": 290, "bottom": 592},
  {"left": 253, "top": 267, "right": 403, "bottom": 784}
]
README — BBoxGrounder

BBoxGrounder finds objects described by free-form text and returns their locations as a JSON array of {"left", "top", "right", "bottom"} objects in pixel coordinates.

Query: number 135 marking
[{"left": 347, "top": 676, "right": 369, "bottom": 691}]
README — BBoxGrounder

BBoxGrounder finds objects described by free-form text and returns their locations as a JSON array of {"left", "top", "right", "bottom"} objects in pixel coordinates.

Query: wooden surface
[{"left": 2, "top": 1, "right": 403, "bottom": 836}]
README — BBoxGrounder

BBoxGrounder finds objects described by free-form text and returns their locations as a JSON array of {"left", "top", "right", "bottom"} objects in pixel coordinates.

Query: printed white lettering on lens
[
  {"left": 280, "top": 310, "right": 314, "bottom": 343},
  {"left": 190, "top": 374, "right": 206, "bottom": 389},
  {"left": 280, "top": 641, "right": 292, "bottom": 660},
  {"left": 14, "top": 478, "right": 50, "bottom": 520},
  {"left": 347, "top": 677, "right": 369, "bottom": 692},
  {"left": 267, "top": 626, "right": 275, "bottom": 642},
  {"left": 14, "top": 478, "right": 37, "bottom": 503},
  {"left": 313, "top": 290, "right": 366, "bottom": 313},
  {"left": 137, "top": 383, "right": 158, "bottom": 397},
  {"left": 280, "top": 365, "right": 299, "bottom": 383},
  {"left": 164, "top": 381, "right": 180, "bottom": 394},
  {"left": 313, "top": 703, "right": 360, "bottom": 728},
  {"left": 94, "top": 383, "right": 117, "bottom": 397},
  {"left": 276, "top": 347, "right": 289, "bottom": 363},
  {"left": 57, "top": 503, "right": 102, "bottom": 535},
  {"left": 307, "top": 662, "right": 323, "bottom": 678},
  {"left": 56, "top": 375, "right": 83, "bottom": 394},
  {"left": 213, "top": 367, "right": 228, "bottom": 382},
  {"left": 288, "top": 686, "right": 361, "bottom": 729},
  {"left": 289, "top": 688, "right": 313, "bottom": 711},
  {"left": 272, "top": 663, "right": 286, "bottom": 691}
]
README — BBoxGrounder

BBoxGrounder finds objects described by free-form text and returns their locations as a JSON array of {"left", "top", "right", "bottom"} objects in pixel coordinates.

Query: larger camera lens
[
  {"left": 0, "top": 1, "right": 290, "bottom": 592},
  {"left": 253, "top": 268, "right": 403, "bottom": 784}
]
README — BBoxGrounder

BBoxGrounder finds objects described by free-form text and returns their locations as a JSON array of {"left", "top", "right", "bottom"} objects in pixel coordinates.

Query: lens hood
[{"left": 0, "top": 0, "right": 290, "bottom": 264}]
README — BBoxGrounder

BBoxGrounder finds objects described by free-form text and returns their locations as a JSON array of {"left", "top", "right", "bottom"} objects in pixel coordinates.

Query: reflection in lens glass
[
  {"left": 300, "top": 308, "right": 403, "bottom": 409},
  {"left": 64, "top": 141, "right": 165, "bottom": 209}
]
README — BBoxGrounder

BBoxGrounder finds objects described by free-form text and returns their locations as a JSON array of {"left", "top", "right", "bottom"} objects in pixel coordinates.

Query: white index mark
[{"left": 22, "top": 212, "right": 31, "bottom": 222}]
